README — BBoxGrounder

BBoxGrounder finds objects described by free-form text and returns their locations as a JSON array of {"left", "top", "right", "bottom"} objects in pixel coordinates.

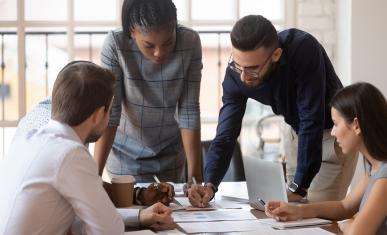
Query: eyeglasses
[{"left": 228, "top": 49, "right": 276, "bottom": 79}]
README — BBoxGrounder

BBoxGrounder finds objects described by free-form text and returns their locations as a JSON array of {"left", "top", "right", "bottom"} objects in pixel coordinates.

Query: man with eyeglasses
[{"left": 187, "top": 15, "right": 358, "bottom": 207}]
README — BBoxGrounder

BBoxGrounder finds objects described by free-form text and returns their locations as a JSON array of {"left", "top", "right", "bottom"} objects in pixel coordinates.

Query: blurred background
[{"left": 0, "top": 0, "right": 386, "bottom": 167}]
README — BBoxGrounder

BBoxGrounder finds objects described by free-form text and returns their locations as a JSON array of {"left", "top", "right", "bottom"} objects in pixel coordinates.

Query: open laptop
[{"left": 243, "top": 157, "right": 288, "bottom": 211}]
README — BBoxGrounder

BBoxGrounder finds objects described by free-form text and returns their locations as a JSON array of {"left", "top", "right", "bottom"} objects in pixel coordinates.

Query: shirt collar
[{"left": 44, "top": 119, "right": 83, "bottom": 145}]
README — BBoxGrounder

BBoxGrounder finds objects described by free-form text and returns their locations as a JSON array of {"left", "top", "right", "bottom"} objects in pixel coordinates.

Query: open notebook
[{"left": 259, "top": 218, "right": 332, "bottom": 229}]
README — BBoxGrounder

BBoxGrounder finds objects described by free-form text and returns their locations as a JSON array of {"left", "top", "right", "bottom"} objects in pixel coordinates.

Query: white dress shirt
[{"left": 0, "top": 120, "right": 139, "bottom": 235}]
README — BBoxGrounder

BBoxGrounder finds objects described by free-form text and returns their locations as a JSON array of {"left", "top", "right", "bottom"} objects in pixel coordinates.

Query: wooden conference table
[{"left": 169, "top": 181, "right": 342, "bottom": 235}]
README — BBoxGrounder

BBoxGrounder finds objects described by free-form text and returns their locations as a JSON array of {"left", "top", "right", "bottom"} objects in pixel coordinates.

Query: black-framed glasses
[{"left": 228, "top": 49, "right": 276, "bottom": 79}]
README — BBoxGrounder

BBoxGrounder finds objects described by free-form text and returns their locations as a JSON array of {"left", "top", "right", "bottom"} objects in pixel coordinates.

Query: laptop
[{"left": 243, "top": 156, "right": 288, "bottom": 211}]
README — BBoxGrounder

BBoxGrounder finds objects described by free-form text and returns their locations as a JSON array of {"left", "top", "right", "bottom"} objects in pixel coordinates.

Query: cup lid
[{"left": 110, "top": 175, "right": 136, "bottom": 184}]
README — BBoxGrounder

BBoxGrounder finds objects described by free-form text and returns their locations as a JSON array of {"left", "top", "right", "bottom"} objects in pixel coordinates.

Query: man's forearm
[
  {"left": 94, "top": 126, "right": 117, "bottom": 175},
  {"left": 180, "top": 128, "right": 202, "bottom": 182}
]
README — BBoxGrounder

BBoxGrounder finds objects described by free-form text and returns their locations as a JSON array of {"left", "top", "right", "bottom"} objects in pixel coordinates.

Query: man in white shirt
[{"left": 0, "top": 61, "right": 174, "bottom": 235}]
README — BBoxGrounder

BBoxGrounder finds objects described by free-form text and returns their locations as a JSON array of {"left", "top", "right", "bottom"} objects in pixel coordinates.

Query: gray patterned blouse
[{"left": 100, "top": 26, "right": 202, "bottom": 182}]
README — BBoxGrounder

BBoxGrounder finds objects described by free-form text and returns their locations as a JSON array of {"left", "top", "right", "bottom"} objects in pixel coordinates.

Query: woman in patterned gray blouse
[
  {"left": 95, "top": 0, "right": 203, "bottom": 184},
  {"left": 265, "top": 82, "right": 387, "bottom": 235}
]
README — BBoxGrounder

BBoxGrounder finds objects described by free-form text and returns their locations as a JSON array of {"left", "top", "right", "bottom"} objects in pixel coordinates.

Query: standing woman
[
  {"left": 95, "top": 0, "right": 202, "bottom": 183},
  {"left": 265, "top": 82, "right": 387, "bottom": 235}
]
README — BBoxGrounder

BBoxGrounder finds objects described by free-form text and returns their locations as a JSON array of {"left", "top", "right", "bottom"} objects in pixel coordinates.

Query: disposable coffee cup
[{"left": 109, "top": 175, "right": 136, "bottom": 208}]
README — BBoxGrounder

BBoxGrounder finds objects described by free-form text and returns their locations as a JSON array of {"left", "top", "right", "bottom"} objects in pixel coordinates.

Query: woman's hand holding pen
[{"left": 264, "top": 201, "right": 303, "bottom": 221}]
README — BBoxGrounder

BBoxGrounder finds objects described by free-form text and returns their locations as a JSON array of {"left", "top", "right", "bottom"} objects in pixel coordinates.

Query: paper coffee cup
[{"left": 109, "top": 175, "right": 136, "bottom": 208}]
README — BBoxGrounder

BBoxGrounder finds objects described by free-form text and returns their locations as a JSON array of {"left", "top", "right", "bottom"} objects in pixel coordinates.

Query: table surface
[{"left": 170, "top": 181, "right": 342, "bottom": 235}]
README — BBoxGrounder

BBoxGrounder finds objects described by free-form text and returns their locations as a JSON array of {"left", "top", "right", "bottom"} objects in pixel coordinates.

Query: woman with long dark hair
[{"left": 265, "top": 82, "right": 387, "bottom": 234}]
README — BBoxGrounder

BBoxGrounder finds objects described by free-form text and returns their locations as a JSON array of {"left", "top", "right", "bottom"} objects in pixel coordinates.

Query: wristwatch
[{"left": 288, "top": 181, "right": 307, "bottom": 197}]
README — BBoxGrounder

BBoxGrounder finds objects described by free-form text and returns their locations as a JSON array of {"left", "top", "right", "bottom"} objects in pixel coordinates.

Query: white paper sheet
[
  {"left": 173, "top": 197, "right": 242, "bottom": 210},
  {"left": 177, "top": 220, "right": 334, "bottom": 234},
  {"left": 240, "top": 227, "right": 335, "bottom": 235},
  {"left": 259, "top": 218, "right": 332, "bottom": 229},
  {"left": 172, "top": 210, "right": 256, "bottom": 222},
  {"left": 156, "top": 228, "right": 186, "bottom": 234},
  {"left": 124, "top": 229, "right": 155, "bottom": 234},
  {"left": 177, "top": 220, "right": 274, "bottom": 233}
]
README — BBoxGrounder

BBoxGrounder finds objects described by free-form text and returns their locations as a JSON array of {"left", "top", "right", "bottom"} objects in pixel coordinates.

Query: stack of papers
[
  {"left": 124, "top": 230, "right": 155, "bottom": 235},
  {"left": 173, "top": 210, "right": 256, "bottom": 222},
  {"left": 259, "top": 218, "right": 332, "bottom": 229},
  {"left": 177, "top": 220, "right": 335, "bottom": 234},
  {"left": 177, "top": 220, "right": 274, "bottom": 233},
  {"left": 171, "top": 197, "right": 242, "bottom": 211}
]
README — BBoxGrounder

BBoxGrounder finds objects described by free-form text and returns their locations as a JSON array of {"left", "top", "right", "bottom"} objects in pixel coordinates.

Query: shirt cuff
[
  {"left": 294, "top": 171, "right": 315, "bottom": 189},
  {"left": 116, "top": 208, "right": 140, "bottom": 228}
]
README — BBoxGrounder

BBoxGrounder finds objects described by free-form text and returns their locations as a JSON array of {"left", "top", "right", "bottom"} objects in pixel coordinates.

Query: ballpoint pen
[
  {"left": 258, "top": 198, "right": 271, "bottom": 212},
  {"left": 258, "top": 198, "right": 266, "bottom": 206},
  {"left": 153, "top": 174, "right": 161, "bottom": 184},
  {"left": 192, "top": 176, "right": 197, "bottom": 185},
  {"left": 153, "top": 175, "right": 182, "bottom": 206}
]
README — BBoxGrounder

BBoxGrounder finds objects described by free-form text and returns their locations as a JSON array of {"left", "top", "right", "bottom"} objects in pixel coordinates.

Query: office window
[
  {"left": 240, "top": 0, "right": 283, "bottom": 21},
  {"left": 0, "top": 0, "right": 291, "bottom": 157},
  {"left": 0, "top": 29, "right": 18, "bottom": 122},
  {"left": 191, "top": 0, "right": 236, "bottom": 21},
  {"left": 74, "top": 28, "right": 107, "bottom": 63},
  {"left": 25, "top": 28, "right": 68, "bottom": 112},
  {"left": 25, "top": 0, "right": 68, "bottom": 21},
  {"left": 74, "top": 0, "right": 118, "bottom": 21},
  {"left": 0, "top": 0, "right": 17, "bottom": 21},
  {"left": 0, "top": 127, "right": 16, "bottom": 160}
]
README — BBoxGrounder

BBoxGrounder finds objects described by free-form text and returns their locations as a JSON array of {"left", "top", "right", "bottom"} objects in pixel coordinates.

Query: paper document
[
  {"left": 124, "top": 229, "right": 155, "bottom": 234},
  {"left": 172, "top": 197, "right": 242, "bottom": 211},
  {"left": 177, "top": 220, "right": 334, "bottom": 234},
  {"left": 259, "top": 218, "right": 332, "bottom": 229},
  {"left": 241, "top": 227, "right": 334, "bottom": 235},
  {"left": 173, "top": 210, "right": 256, "bottom": 222},
  {"left": 221, "top": 194, "right": 249, "bottom": 203},
  {"left": 177, "top": 220, "right": 274, "bottom": 233},
  {"left": 156, "top": 229, "right": 185, "bottom": 235}
]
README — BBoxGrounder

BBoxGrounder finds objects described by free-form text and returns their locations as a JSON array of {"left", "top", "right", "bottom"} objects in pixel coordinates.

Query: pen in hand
[
  {"left": 259, "top": 198, "right": 270, "bottom": 212},
  {"left": 153, "top": 174, "right": 161, "bottom": 184},
  {"left": 258, "top": 198, "right": 266, "bottom": 206},
  {"left": 153, "top": 175, "right": 180, "bottom": 206},
  {"left": 259, "top": 198, "right": 275, "bottom": 216},
  {"left": 192, "top": 176, "right": 197, "bottom": 185},
  {"left": 192, "top": 176, "right": 206, "bottom": 207}
]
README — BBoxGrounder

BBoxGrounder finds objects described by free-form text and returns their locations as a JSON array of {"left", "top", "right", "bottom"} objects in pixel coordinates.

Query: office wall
[
  {"left": 336, "top": 0, "right": 351, "bottom": 85},
  {"left": 296, "top": 0, "right": 337, "bottom": 64},
  {"left": 336, "top": 0, "right": 387, "bottom": 190},
  {"left": 336, "top": 0, "right": 387, "bottom": 95},
  {"left": 351, "top": 0, "right": 387, "bottom": 97}
]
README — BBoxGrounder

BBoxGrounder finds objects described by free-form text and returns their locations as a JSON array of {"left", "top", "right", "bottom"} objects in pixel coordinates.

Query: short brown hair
[
  {"left": 51, "top": 61, "right": 115, "bottom": 126},
  {"left": 231, "top": 15, "right": 278, "bottom": 51}
]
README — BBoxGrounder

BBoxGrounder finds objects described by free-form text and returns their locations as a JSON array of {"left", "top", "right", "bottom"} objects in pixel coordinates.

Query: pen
[
  {"left": 153, "top": 175, "right": 182, "bottom": 206},
  {"left": 192, "top": 176, "right": 206, "bottom": 207},
  {"left": 258, "top": 198, "right": 266, "bottom": 206},
  {"left": 192, "top": 176, "right": 197, "bottom": 185},
  {"left": 153, "top": 174, "right": 161, "bottom": 184}
]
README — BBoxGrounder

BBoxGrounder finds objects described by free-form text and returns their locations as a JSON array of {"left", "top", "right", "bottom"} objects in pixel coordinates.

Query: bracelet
[{"left": 134, "top": 187, "right": 144, "bottom": 205}]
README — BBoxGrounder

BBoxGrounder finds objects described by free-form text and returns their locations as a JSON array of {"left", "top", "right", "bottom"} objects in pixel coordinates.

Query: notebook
[{"left": 258, "top": 218, "right": 332, "bottom": 229}]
